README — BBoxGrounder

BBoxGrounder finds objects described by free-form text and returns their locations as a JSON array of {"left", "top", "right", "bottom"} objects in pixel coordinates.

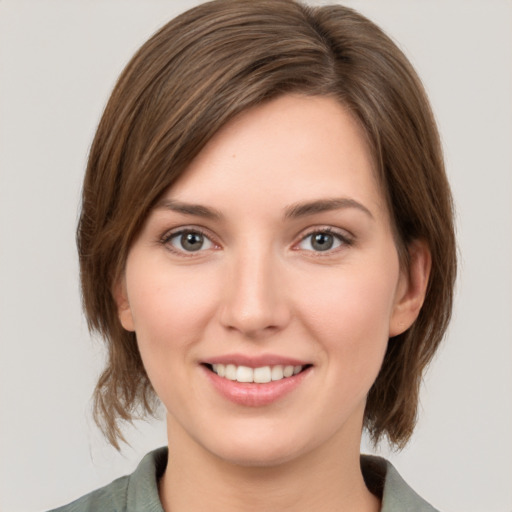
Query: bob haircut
[{"left": 77, "top": 0, "right": 456, "bottom": 450}]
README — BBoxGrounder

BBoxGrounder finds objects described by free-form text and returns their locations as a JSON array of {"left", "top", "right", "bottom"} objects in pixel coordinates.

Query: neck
[{"left": 159, "top": 416, "right": 380, "bottom": 512}]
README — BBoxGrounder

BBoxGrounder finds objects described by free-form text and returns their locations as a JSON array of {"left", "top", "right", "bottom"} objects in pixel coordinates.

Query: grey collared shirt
[{"left": 49, "top": 447, "right": 439, "bottom": 512}]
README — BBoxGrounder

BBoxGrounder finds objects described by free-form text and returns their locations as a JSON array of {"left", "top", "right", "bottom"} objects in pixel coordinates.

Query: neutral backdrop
[{"left": 1, "top": 1, "right": 511, "bottom": 511}]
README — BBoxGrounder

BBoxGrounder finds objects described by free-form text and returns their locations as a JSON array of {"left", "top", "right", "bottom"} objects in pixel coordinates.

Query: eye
[
  {"left": 297, "top": 230, "right": 348, "bottom": 252},
  {"left": 166, "top": 230, "right": 215, "bottom": 253}
]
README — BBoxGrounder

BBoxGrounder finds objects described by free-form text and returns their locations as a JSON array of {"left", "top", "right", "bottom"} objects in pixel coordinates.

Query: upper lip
[{"left": 203, "top": 353, "right": 311, "bottom": 368}]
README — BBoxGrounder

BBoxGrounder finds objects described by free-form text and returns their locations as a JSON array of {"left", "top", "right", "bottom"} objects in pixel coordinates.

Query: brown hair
[{"left": 77, "top": 0, "right": 456, "bottom": 449}]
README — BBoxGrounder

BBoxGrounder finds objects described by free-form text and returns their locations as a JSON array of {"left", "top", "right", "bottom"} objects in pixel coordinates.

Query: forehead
[{"left": 165, "top": 95, "right": 387, "bottom": 221}]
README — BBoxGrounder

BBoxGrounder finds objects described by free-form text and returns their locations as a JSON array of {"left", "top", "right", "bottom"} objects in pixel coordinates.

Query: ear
[
  {"left": 389, "top": 240, "right": 431, "bottom": 337},
  {"left": 112, "top": 276, "right": 135, "bottom": 332}
]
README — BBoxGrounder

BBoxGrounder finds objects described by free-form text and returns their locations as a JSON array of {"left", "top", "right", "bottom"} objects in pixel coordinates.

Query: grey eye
[
  {"left": 298, "top": 231, "right": 343, "bottom": 252},
  {"left": 170, "top": 231, "right": 213, "bottom": 252}
]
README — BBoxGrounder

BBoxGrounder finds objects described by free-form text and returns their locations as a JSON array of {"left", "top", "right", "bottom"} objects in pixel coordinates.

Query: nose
[{"left": 219, "top": 246, "right": 291, "bottom": 339}]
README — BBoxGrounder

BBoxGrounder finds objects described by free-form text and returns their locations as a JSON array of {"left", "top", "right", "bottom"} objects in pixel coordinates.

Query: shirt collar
[{"left": 127, "top": 448, "right": 439, "bottom": 512}]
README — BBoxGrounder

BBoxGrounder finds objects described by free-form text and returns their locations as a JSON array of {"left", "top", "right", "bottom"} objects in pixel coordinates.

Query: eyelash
[
  {"left": 160, "top": 226, "right": 354, "bottom": 256},
  {"left": 160, "top": 227, "right": 218, "bottom": 256},
  {"left": 295, "top": 227, "right": 354, "bottom": 254}
]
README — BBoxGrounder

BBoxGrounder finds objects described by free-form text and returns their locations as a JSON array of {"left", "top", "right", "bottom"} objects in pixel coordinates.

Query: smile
[
  {"left": 203, "top": 361, "right": 312, "bottom": 407},
  {"left": 210, "top": 364, "right": 304, "bottom": 383}
]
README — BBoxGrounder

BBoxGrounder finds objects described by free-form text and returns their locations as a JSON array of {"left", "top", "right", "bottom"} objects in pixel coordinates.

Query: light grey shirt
[{"left": 49, "top": 447, "right": 439, "bottom": 512}]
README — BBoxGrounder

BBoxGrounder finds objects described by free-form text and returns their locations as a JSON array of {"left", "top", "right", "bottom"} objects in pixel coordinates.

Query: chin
[
  {"left": 214, "top": 442, "right": 305, "bottom": 468},
  {"left": 199, "top": 424, "right": 316, "bottom": 468}
]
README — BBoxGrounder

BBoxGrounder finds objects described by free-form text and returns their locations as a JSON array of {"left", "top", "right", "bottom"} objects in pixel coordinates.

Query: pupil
[
  {"left": 182, "top": 232, "right": 203, "bottom": 251},
  {"left": 312, "top": 233, "right": 333, "bottom": 251}
]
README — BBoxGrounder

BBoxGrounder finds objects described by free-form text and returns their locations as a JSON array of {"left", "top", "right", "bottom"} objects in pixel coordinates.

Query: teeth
[
  {"left": 254, "top": 366, "right": 272, "bottom": 383},
  {"left": 271, "top": 365, "right": 284, "bottom": 381},
  {"left": 225, "top": 364, "right": 237, "bottom": 381},
  {"left": 211, "top": 363, "right": 304, "bottom": 383},
  {"left": 236, "top": 365, "right": 253, "bottom": 383},
  {"left": 283, "top": 365, "right": 294, "bottom": 378}
]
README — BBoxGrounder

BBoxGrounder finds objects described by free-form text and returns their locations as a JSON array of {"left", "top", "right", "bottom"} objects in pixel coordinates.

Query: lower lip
[{"left": 202, "top": 366, "right": 311, "bottom": 407}]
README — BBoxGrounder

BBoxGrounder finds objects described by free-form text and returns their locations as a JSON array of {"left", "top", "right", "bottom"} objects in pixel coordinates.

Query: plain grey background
[{"left": 1, "top": 1, "right": 511, "bottom": 511}]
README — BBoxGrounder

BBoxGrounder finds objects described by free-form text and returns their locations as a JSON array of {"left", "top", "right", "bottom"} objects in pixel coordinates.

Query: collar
[{"left": 127, "top": 448, "right": 439, "bottom": 512}]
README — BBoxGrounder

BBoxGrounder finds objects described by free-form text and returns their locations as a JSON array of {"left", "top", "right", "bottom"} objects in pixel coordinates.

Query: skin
[{"left": 115, "top": 94, "right": 430, "bottom": 512}]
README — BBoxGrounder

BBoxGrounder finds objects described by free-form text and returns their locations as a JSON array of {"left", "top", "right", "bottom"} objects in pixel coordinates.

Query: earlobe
[
  {"left": 113, "top": 277, "right": 135, "bottom": 332},
  {"left": 389, "top": 240, "right": 431, "bottom": 337}
]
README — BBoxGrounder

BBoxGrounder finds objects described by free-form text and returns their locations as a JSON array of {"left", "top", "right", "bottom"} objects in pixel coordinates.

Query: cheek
[
  {"left": 125, "top": 260, "right": 219, "bottom": 358},
  {"left": 304, "top": 274, "right": 395, "bottom": 414},
  {"left": 294, "top": 256, "right": 400, "bottom": 368},
  {"left": 124, "top": 259, "right": 223, "bottom": 409}
]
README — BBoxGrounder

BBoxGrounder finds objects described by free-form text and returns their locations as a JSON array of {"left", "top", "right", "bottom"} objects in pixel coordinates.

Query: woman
[{"left": 51, "top": 0, "right": 456, "bottom": 510}]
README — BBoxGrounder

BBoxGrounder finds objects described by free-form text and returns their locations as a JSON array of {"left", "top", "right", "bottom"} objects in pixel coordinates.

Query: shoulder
[
  {"left": 361, "top": 455, "right": 440, "bottom": 512},
  {"left": 48, "top": 474, "right": 130, "bottom": 512},
  {"left": 47, "top": 447, "right": 168, "bottom": 512}
]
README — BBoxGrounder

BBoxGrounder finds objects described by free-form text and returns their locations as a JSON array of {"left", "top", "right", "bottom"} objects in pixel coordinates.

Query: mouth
[
  {"left": 203, "top": 363, "right": 312, "bottom": 384},
  {"left": 200, "top": 354, "right": 313, "bottom": 406}
]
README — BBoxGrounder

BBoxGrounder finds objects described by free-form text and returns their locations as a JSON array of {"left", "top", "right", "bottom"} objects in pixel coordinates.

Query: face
[{"left": 116, "top": 95, "right": 423, "bottom": 467}]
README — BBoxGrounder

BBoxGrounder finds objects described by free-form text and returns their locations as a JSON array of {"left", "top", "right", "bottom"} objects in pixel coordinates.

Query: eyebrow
[
  {"left": 284, "top": 197, "right": 374, "bottom": 220},
  {"left": 154, "top": 199, "right": 223, "bottom": 220},
  {"left": 154, "top": 197, "right": 373, "bottom": 221}
]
